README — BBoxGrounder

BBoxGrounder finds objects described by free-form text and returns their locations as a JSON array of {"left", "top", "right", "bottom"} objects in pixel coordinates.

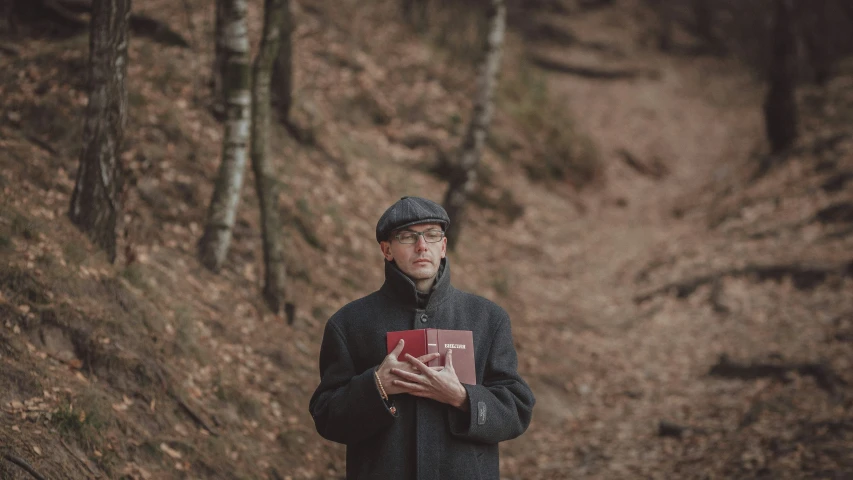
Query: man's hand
[
  {"left": 391, "top": 349, "right": 469, "bottom": 411},
  {"left": 376, "top": 339, "right": 440, "bottom": 396}
]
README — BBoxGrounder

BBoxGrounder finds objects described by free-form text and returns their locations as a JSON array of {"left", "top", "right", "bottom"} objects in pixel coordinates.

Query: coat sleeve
[
  {"left": 309, "top": 320, "right": 397, "bottom": 444},
  {"left": 448, "top": 312, "right": 535, "bottom": 444}
]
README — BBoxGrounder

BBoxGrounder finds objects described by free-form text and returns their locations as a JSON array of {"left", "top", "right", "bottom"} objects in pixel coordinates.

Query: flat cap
[{"left": 375, "top": 196, "right": 450, "bottom": 243}]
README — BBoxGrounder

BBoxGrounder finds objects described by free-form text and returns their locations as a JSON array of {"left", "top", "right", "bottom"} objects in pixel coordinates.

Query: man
[{"left": 309, "top": 196, "right": 535, "bottom": 480}]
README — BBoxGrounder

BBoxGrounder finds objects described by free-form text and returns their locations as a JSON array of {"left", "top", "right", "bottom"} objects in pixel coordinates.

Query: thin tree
[
  {"left": 656, "top": 1, "right": 672, "bottom": 52},
  {"left": 692, "top": 0, "right": 719, "bottom": 53},
  {"left": 402, "top": 0, "right": 429, "bottom": 32},
  {"left": 693, "top": 0, "right": 711, "bottom": 40},
  {"left": 251, "top": 0, "right": 288, "bottom": 314},
  {"left": 69, "top": 0, "right": 131, "bottom": 263},
  {"left": 799, "top": 0, "right": 832, "bottom": 85},
  {"left": 763, "top": 0, "right": 798, "bottom": 156},
  {"left": 442, "top": 0, "right": 505, "bottom": 251},
  {"left": 270, "top": 0, "right": 293, "bottom": 122},
  {"left": 198, "top": 0, "right": 250, "bottom": 271}
]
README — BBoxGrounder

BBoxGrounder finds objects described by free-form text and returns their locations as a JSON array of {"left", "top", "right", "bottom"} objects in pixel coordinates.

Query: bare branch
[{"left": 2, "top": 452, "right": 47, "bottom": 480}]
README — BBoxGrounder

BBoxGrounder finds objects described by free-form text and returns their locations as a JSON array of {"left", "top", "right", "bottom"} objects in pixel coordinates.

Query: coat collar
[{"left": 380, "top": 257, "right": 451, "bottom": 310}]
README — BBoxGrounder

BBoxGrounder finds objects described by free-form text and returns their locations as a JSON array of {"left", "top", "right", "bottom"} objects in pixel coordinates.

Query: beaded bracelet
[
  {"left": 374, "top": 370, "right": 389, "bottom": 400},
  {"left": 374, "top": 370, "right": 397, "bottom": 414}
]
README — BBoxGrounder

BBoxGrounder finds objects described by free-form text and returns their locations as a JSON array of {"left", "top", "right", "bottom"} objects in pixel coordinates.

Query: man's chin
[{"left": 406, "top": 266, "right": 437, "bottom": 280}]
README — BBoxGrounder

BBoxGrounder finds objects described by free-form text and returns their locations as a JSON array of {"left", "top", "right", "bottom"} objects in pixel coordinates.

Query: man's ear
[
  {"left": 440, "top": 237, "right": 447, "bottom": 258},
  {"left": 379, "top": 241, "right": 394, "bottom": 261}
]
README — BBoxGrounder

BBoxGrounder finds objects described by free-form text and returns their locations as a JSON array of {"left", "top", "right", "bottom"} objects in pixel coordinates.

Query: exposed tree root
[
  {"left": 529, "top": 53, "right": 659, "bottom": 80},
  {"left": 13, "top": 0, "right": 189, "bottom": 47},
  {"left": 42, "top": 0, "right": 88, "bottom": 29},
  {"left": 617, "top": 148, "right": 669, "bottom": 179},
  {"left": 521, "top": 21, "right": 577, "bottom": 46},
  {"left": 0, "top": 42, "right": 21, "bottom": 57},
  {"left": 709, "top": 354, "right": 846, "bottom": 393},
  {"left": 634, "top": 260, "right": 853, "bottom": 303},
  {"left": 173, "top": 394, "right": 219, "bottom": 437},
  {"left": 821, "top": 171, "right": 853, "bottom": 193},
  {"left": 658, "top": 420, "right": 708, "bottom": 438},
  {"left": 129, "top": 15, "right": 190, "bottom": 48},
  {"left": 815, "top": 202, "right": 853, "bottom": 224},
  {"left": 2, "top": 452, "right": 47, "bottom": 480}
]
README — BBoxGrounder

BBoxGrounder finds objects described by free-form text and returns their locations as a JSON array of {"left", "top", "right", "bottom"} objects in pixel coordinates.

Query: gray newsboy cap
[{"left": 375, "top": 196, "right": 450, "bottom": 243}]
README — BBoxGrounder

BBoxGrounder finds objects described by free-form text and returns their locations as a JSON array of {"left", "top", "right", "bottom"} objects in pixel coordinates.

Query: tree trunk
[
  {"left": 68, "top": 0, "right": 130, "bottom": 263},
  {"left": 270, "top": 0, "right": 293, "bottom": 121},
  {"left": 402, "top": 0, "right": 429, "bottom": 32},
  {"left": 656, "top": 2, "right": 672, "bottom": 52},
  {"left": 442, "top": 0, "right": 505, "bottom": 251},
  {"left": 800, "top": 0, "right": 832, "bottom": 85},
  {"left": 198, "top": 0, "right": 250, "bottom": 272},
  {"left": 212, "top": 0, "right": 227, "bottom": 114},
  {"left": 693, "top": 0, "right": 714, "bottom": 45},
  {"left": 252, "top": 0, "right": 288, "bottom": 314},
  {"left": 764, "top": 0, "right": 798, "bottom": 155}
]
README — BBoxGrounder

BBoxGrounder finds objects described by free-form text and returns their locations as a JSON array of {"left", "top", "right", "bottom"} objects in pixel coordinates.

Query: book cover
[{"left": 386, "top": 329, "right": 476, "bottom": 385}]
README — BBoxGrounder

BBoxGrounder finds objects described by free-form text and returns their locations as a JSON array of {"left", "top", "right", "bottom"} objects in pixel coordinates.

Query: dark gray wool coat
[{"left": 309, "top": 258, "right": 535, "bottom": 480}]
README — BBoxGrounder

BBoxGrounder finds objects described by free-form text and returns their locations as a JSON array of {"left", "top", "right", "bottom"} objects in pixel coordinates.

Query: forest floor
[{"left": 1, "top": 0, "right": 852, "bottom": 479}]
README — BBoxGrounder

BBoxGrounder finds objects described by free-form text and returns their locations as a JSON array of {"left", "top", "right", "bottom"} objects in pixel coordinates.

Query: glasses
[{"left": 394, "top": 230, "right": 445, "bottom": 244}]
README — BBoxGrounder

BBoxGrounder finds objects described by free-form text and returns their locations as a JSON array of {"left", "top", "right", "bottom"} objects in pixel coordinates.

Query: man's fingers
[
  {"left": 390, "top": 339, "right": 405, "bottom": 360},
  {"left": 405, "top": 353, "right": 432, "bottom": 373},
  {"left": 390, "top": 368, "right": 424, "bottom": 382},
  {"left": 417, "top": 352, "right": 440, "bottom": 363},
  {"left": 392, "top": 379, "right": 423, "bottom": 391},
  {"left": 445, "top": 349, "right": 454, "bottom": 370}
]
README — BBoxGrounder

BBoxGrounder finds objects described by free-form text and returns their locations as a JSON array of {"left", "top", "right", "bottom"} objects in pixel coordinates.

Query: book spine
[{"left": 425, "top": 328, "right": 439, "bottom": 367}]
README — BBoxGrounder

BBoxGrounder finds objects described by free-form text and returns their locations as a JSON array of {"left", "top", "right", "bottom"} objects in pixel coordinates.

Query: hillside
[{"left": 1, "top": 0, "right": 852, "bottom": 479}]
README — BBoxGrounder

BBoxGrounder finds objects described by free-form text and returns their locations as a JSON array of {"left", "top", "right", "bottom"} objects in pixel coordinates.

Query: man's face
[{"left": 380, "top": 223, "right": 447, "bottom": 282}]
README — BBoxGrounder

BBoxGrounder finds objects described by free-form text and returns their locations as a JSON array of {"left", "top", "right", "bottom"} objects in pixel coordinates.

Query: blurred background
[{"left": 0, "top": 0, "right": 852, "bottom": 478}]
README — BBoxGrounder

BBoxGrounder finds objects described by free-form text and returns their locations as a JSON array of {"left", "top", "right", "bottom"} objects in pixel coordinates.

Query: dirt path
[{"left": 493, "top": 6, "right": 773, "bottom": 478}]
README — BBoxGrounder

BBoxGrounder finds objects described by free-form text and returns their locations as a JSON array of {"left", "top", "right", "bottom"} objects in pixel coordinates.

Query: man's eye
[{"left": 399, "top": 233, "right": 416, "bottom": 241}]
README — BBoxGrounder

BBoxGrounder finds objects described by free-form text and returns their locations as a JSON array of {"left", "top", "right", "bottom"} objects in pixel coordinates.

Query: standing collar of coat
[{"left": 380, "top": 257, "right": 452, "bottom": 311}]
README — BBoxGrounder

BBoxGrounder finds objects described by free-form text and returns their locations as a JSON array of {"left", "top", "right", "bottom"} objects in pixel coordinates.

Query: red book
[{"left": 386, "top": 329, "right": 476, "bottom": 385}]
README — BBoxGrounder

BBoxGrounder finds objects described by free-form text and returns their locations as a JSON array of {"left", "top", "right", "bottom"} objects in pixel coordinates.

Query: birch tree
[
  {"left": 69, "top": 0, "right": 131, "bottom": 263},
  {"left": 442, "top": 0, "right": 505, "bottom": 251},
  {"left": 251, "top": 0, "right": 288, "bottom": 314},
  {"left": 198, "top": 0, "right": 250, "bottom": 271}
]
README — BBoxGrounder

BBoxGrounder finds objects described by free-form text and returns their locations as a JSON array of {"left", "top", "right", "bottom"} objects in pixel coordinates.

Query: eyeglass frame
[{"left": 392, "top": 229, "right": 446, "bottom": 244}]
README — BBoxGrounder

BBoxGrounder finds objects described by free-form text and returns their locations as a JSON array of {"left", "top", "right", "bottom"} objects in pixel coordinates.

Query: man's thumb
[{"left": 391, "top": 339, "right": 405, "bottom": 359}]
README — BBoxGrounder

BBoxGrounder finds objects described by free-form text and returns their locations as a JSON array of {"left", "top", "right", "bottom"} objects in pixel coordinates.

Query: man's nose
[{"left": 415, "top": 235, "right": 428, "bottom": 251}]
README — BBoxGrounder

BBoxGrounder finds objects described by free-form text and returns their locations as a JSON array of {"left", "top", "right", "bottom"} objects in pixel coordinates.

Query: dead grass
[{"left": 498, "top": 58, "right": 601, "bottom": 187}]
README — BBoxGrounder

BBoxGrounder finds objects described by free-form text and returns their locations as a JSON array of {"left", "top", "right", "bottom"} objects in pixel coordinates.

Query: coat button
[{"left": 420, "top": 314, "right": 428, "bottom": 323}]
